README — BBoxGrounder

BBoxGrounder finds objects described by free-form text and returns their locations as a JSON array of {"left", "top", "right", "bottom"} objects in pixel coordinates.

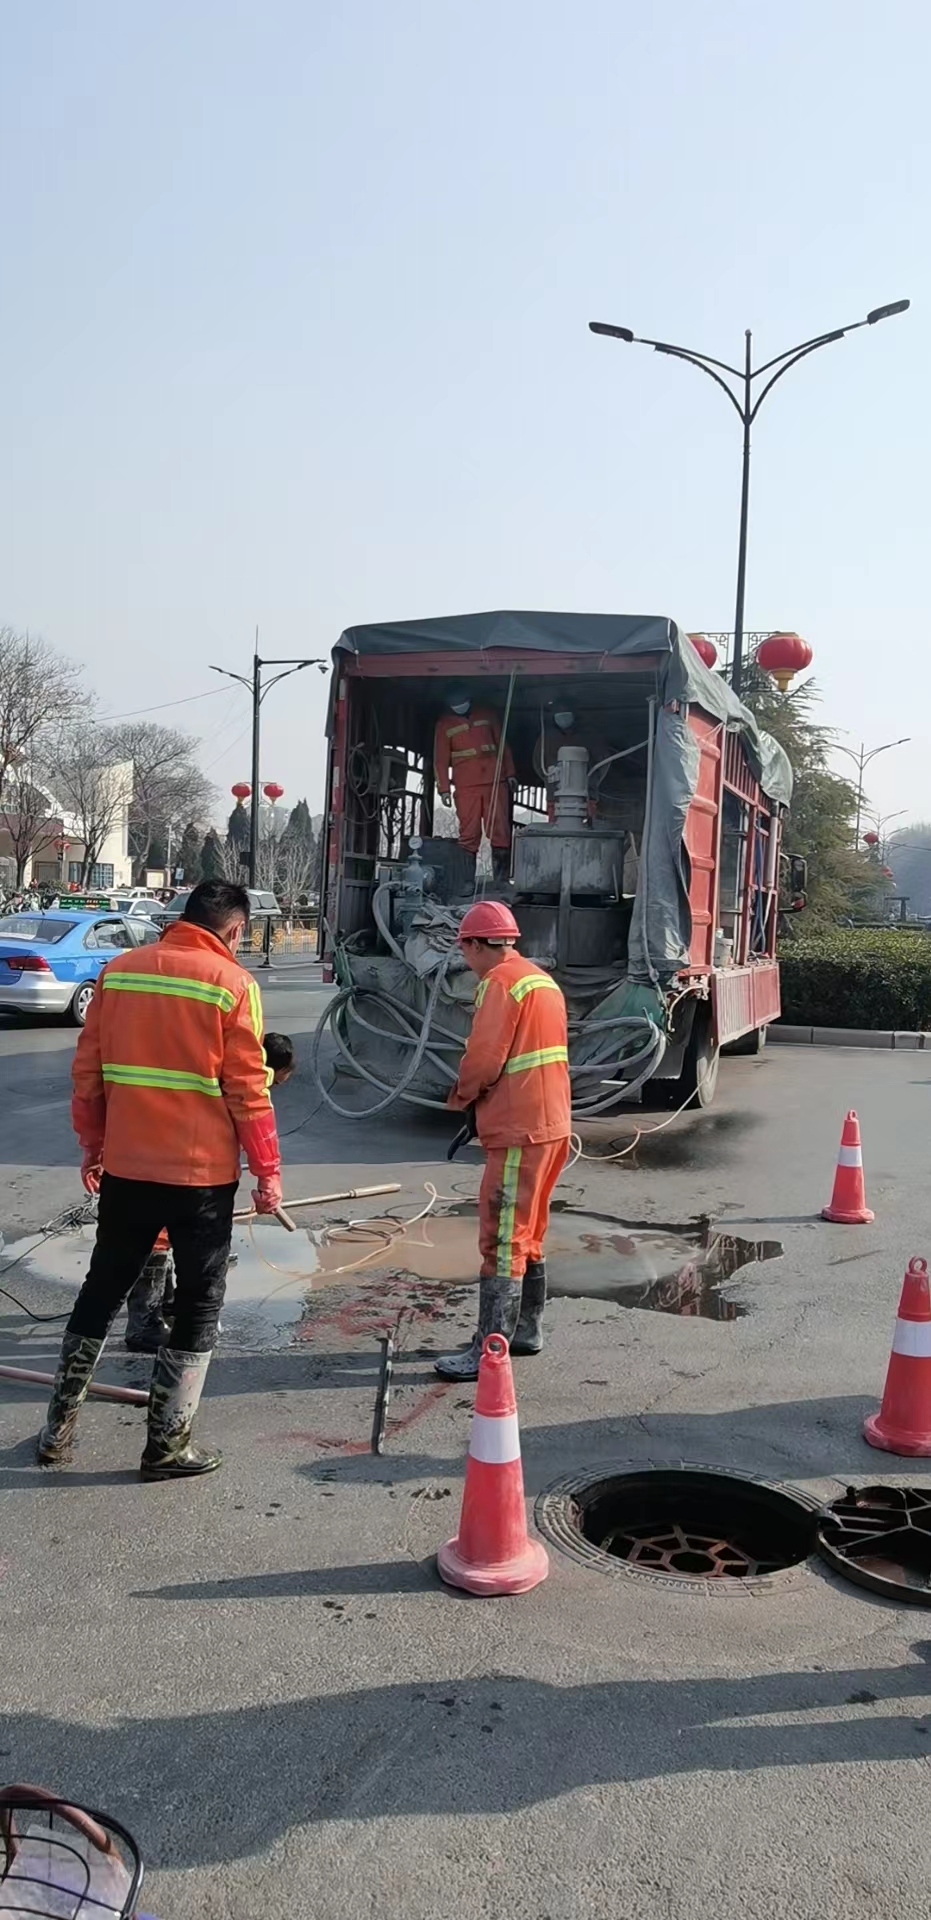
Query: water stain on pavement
[
  {"left": 306, "top": 1209, "right": 781, "bottom": 1322},
  {"left": 1, "top": 1205, "right": 781, "bottom": 1342}
]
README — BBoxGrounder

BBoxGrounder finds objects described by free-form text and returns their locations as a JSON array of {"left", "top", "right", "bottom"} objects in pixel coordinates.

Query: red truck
[{"left": 314, "top": 610, "right": 791, "bottom": 1116}]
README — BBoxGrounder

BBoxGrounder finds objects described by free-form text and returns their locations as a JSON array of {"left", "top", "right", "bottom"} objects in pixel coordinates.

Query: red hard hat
[{"left": 458, "top": 900, "right": 520, "bottom": 942}]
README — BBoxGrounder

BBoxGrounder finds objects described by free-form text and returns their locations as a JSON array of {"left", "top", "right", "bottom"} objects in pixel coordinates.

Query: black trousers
[{"left": 67, "top": 1174, "right": 237, "bottom": 1352}]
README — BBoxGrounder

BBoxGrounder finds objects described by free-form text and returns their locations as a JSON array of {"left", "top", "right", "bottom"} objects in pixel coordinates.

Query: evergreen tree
[
  {"left": 228, "top": 799, "right": 251, "bottom": 851},
  {"left": 200, "top": 829, "right": 226, "bottom": 881},
  {"left": 179, "top": 822, "right": 203, "bottom": 884},
  {"left": 742, "top": 664, "right": 882, "bottom": 924}
]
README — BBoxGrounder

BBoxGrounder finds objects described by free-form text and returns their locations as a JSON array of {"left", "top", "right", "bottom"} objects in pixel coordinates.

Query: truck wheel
[
  {"left": 680, "top": 1011, "right": 719, "bottom": 1108},
  {"left": 723, "top": 1025, "right": 767, "bottom": 1057}
]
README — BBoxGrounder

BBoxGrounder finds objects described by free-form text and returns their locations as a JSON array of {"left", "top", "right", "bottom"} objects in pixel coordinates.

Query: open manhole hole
[
  {"left": 536, "top": 1466, "right": 819, "bottom": 1593},
  {"left": 817, "top": 1485, "right": 931, "bottom": 1606}
]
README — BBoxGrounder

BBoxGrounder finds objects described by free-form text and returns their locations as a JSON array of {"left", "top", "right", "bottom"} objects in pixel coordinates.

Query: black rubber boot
[
  {"left": 511, "top": 1258, "right": 546, "bottom": 1355},
  {"left": 125, "top": 1251, "right": 174, "bottom": 1354},
  {"left": 140, "top": 1348, "right": 221, "bottom": 1481},
  {"left": 36, "top": 1333, "right": 107, "bottom": 1465},
  {"left": 491, "top": 844, "right": 511, "bottom": 883},
  {"left": 434, "top": 1275, "right": 521, "bottom": 1381}
]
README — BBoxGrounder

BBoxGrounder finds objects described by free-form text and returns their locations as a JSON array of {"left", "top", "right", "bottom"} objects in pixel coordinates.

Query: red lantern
[
  {"left": 881, "top": 865, "right": 894, "bottom": 878},
  {"left": 263, "top": 782, "right": 284, "bottom": 804},
  {"left": 687, "top": 633, "right": 718, "bottom": 670},
  {"left": 231, "top": 782, "right": 251, "bottom": 802},
  {"left": 863, "top": 830, "right": 880, "bottom": 847},
  {"left": 756, "top": 631, "right": 813, "bottom": 692}
]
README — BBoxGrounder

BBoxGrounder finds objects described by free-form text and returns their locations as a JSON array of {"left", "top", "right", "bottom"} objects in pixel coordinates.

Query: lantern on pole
[
  {"left": 231, "top": 782, "right": 251, "bottom": 804},
  {"left": 756, "top": 631, "right": 813, "bottom": 693},
  {"left": 262, "top": 782, "right": 284, "bottom": 805},
  {"left": 687, "top": 633, "right": 718, "bottom": 670},
  {"left": 863, "top": 830, "right": 880, "bottom": 848}
]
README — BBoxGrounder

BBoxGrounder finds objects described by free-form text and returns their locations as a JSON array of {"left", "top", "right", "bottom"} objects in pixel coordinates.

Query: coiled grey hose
[
  {"left": 310, "top": 955, "right": 457, "bottom": 1117},
  {"left": 311, "top": 972, "right": 667, "bottom": 1122}
]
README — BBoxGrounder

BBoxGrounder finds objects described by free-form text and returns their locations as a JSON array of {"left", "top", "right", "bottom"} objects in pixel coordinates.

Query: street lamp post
[
  {"left": 861, "top": 807, "right": 906, "bottom": 864},
  {"left": 210, "top": 637, "right": 327, "bottom": 886},
  {"left": 589, "top": 300, "right": 910, "bottom": 696},
  {"left": 831, "top": 738, "right": 910, "bottom": 847}
]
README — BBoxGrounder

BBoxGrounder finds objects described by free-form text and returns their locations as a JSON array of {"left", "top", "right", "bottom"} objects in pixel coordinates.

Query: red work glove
[
  {"left": 80, "top": 1149, "right": 103, "bottom": 1194},
  {"left": 253, "top": 1172, "right": 283, "bottom": 1215},
  {"left": 235, "top": 1111, "right": 282, "bottom": 1215},
  {"left": 234, "top": 1110, "right": 281, "bottom": 1177}
]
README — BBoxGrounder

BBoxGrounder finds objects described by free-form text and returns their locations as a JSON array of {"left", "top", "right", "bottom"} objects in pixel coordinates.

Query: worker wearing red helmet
[{"left": 435, "top": 899, "right": 571, "bottom": 1380}]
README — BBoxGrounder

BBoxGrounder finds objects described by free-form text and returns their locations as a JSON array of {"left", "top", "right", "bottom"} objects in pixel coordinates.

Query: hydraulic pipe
[{"left": 0, "top": 1365, "right": 148, "bottom": 1406}]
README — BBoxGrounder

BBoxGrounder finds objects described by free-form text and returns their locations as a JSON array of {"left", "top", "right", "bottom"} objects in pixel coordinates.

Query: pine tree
[
  {"left": 742, "top": 664, "right": 882, "bottom": 923},
  {"left": 179, "top": 822, "right": 203, "bottom": 884},
  {"left": 200, "top": 829, "right": 226, "bottom": 881}
]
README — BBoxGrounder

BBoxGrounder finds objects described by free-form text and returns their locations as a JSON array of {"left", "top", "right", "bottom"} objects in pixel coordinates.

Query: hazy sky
[{"left": 1, "top": 0, "right": 927, "bottom": 828}]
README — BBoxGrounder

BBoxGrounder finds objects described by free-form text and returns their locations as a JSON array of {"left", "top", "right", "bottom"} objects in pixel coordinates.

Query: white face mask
[
  {"left": 450, "top": 701, "right": 471, "bottom": 715},
  {"left": 554, "top": 713, "right": 574, "bottom": 731}
]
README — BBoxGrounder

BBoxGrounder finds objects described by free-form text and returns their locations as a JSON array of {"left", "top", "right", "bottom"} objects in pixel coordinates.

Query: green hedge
[{"left": 778, "top": 928, "right": 931, "bottom": 1030}]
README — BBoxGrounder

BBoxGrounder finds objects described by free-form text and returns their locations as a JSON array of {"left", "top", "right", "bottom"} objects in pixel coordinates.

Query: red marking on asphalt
[{"left": 260, "top": 1379, "right": 454, "bottom": 1455}]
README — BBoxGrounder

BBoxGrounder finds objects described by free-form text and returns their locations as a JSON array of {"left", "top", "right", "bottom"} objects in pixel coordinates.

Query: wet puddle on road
[{"left": 0, "top": 1210, "right": 782, "bottom": 1339}]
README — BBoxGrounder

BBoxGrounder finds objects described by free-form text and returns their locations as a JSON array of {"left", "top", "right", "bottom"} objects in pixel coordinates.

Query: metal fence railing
[{"left": 243, "top": 914, "right": 320, "bottom": 969}]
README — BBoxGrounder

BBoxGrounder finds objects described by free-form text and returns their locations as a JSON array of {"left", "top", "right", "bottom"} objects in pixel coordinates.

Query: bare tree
[
  {"left": 0, "top": 628, "right": 85, "bottom": 800},
  {"left": 0, "top": 776, "right": 62, "bottom": 883},
  {"left": 101, "top": 721, "right": 215, "bottom": 875},
  {"left": 47, "top": 726, "right": 132, "bottom": 883}
]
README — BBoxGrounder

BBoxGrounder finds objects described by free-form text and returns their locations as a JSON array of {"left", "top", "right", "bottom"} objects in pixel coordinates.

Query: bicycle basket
[{"left": 0, "top": 1787, "right": 143, "bottom": 1919}]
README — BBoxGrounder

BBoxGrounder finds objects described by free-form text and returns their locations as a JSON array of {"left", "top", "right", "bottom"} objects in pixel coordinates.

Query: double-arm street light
[
  {"left": 589, "top": 300, "right": 910, "bottom": 696},
  {"left": 831, "top": 737, "right": 910, "bottom": 848},
  {"left": 210, "top": 639, "right": 328, "bottom": 885}
]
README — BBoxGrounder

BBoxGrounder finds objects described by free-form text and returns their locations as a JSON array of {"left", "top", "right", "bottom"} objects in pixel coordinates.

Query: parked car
[
  {"left": 112, "top": 895, "right": 163, "bottom": 921},
  {"left": 146, "top": 888, "right": 281, "bottom": 922},
  {"left": 0, "top": 910, "right": 159, "bottom": 1025}
]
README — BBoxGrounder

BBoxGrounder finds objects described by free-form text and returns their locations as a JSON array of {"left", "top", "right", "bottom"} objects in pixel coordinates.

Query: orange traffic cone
[
  {"left": 438, "top": 1333, "right": 549, "bottom": 1596},
  {"left": 822, "top": 1109, "right": 874, "bottom": 1223},
  {"left": 864, "top": 1256, "right": 931, "bottom": 1455}
]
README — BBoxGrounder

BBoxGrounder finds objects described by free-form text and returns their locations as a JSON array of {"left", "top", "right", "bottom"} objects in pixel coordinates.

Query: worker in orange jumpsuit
[
  {"left": 434, "top": 688, "right": 516, "bottom": 882},
  {"left": 37, "top": 880, "right": 282, "bottom": 1480},
  {"left": 435, "top": 899, "right": 571, "bottom": 1380}
]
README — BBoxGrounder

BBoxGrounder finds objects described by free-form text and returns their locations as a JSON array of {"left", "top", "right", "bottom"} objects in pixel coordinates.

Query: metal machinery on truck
[{"left": 313, "top": 611, "right": 792, "bottom": 1118}]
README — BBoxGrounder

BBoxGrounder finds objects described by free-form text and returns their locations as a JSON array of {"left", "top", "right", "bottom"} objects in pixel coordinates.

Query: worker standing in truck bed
[
  {"left": 434, "top": 899, "right": 571, "bottom": 1380},
  {"left": 433, "top": 687, "right": 515, "bottom": 881}
]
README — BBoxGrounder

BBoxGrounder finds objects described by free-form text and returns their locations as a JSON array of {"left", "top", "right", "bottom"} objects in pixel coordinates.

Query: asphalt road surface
[{"left": 2, "top": 982, "right": 931, "bottom": 1920}]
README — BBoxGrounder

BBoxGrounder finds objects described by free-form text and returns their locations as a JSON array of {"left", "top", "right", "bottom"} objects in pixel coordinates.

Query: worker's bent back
[{"left": 73, "top": 920, "right": 273, "bottom": 1186}]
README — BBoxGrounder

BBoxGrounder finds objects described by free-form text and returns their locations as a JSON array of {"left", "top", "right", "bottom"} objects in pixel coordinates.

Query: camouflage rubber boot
[
  {"left": 140, "top": 1348, "right": 221, "bottom": 1481},
  {"left": 125, "top": 1251, "right": 174, "bottom": 1354},
  {"left": 36, "top": 1333, "right": 107, "bottom": 1465},
  {"left": 433, "top": 1275, "right": 521, "bottom": 1381},
  {"left": 511, "top": 1258, "right": 546, "bottom": 1355}
]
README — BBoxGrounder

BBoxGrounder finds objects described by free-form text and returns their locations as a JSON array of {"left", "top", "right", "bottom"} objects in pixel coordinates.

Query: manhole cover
[
  {"left": 536, "top": 1466, "right": 819, "bottom": 1593},
  {"left": 816, "top": 1485, "right": 931, "bottom": 1606}
]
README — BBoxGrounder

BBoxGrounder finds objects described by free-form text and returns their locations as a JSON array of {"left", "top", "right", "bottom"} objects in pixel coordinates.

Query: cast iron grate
[
  {"left": 535, "top": 1466, "right": 819, "bottom": 1594},
  {"left": 817, "top": 1485, "right": 931, "bottom": 1605}
]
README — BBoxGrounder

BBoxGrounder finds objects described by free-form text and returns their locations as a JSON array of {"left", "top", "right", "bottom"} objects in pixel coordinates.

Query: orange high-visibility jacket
[
  {"left": 448, "top": 951, "right": 571, "bottom": 1147},
  {"left": 72, "top": 922, "right": 276, "bottom": 1186},
  {"left": 434, "top": 707, "right": 515, "bottom": 797}
]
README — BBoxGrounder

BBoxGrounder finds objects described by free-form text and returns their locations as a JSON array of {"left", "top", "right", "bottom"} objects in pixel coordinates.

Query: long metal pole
[
  {"left": 249, "top": 640, "right": 261, "bottom": 888},
  {"left": 731, "top": 329, "right": 753, "bottom": 697},
  {"left": 853, "top": 743, "right": 865, "bottom": 848}
]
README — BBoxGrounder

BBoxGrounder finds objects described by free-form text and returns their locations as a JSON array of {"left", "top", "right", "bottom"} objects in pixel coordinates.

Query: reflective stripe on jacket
[
  {"left": 72, "top": 921, "right": 276, "bottom": 1186},
  {"left": 433, "top": 708, "right": 516, "bottom": 795},
  {"left": 448, "top": 951, "right": 571, "bottom": 1146}
]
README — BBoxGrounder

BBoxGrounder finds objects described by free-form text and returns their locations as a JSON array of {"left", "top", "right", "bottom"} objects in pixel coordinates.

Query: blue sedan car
[{"left": 0, "top": 910, "right": 160, "bottom": 1025}]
